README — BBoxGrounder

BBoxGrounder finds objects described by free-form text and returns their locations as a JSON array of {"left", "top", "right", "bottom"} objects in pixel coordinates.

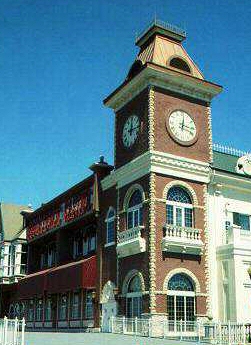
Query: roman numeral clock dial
[
  {"left": 166, "top": 110, "right": 198, "bottom": 146},
  {"left": 122, "top": 115, "right": 140, "bottom": 148}
]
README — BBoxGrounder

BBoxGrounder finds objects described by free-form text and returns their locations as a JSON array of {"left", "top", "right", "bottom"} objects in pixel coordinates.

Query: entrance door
[{"left": 102, "top": 301, "right": 117, "bottom": 332}]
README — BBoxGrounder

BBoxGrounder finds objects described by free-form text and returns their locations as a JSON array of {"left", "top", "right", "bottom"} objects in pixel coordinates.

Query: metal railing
[
  {"left": 108, "top": 317, "right": 248, "bottom": 345},
  {"left": 136, "top": 19, "right": 186, "bottom": 42},
  {"left": 213, "top": 143, "right": 250, "bottom": 157},
  {"left": 0, "top": 317, "right": 25, "bottom": 345}
]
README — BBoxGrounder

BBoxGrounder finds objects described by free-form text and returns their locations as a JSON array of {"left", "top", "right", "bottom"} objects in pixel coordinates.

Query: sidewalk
[{"left": 25, "top": 332, "right": 199, "bottom": 345}]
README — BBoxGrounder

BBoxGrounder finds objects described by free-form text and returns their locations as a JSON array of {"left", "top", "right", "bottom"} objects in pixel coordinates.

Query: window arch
[
  {"left": 106, "top": 207, "right": 115, "bottom": 244},
  {"left": 167, "top": 273, "right": 196, "bottom": 325},
  {"left": 166, "top": 186, "right": 193, "bottom": 228},
  {"left": 168, "top": 273, "right": 194, "bottom": 291},
  {"left": 126, "top": 275, "right": 142, "bottom": 317},
  {"left": 127, "top": 189, "right": 143, "bottom": 229},
  {"left": 169, "top": 57, "right": 191, "bottom": 73}
]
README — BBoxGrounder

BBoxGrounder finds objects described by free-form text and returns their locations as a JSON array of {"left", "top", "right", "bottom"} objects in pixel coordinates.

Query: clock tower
[{"left": 100, "top": 20, "right": 222, "bottom": 327}]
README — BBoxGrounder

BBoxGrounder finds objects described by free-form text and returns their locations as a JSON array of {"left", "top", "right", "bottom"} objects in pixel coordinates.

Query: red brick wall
[
  {"left": 154, "top": 87, "right": 210, "bottom": 163},
  {"left": 115, "top": 88, "right": 149, "bottom": 168}
]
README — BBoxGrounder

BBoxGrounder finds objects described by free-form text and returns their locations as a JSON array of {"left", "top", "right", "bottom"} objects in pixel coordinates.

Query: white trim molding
[
  {"left": 162, "top": 180, "right": 199, "bottom": 206},
  {"left": 162, "top": 267, "right": 201, "bottom": 293},
  {"left": 121, "top": 269, "right": 146, "bottom": 295},
  {"left": 101, "top": 150, "right": 211, "bottom": 191}
]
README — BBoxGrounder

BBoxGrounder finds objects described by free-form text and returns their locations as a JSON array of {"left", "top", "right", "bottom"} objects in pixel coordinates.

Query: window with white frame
[
  {"left": 59, "top": 294, "right": 68, "bottom": 320},
  {"left": 27, "top": 300, "right": 34, "bottom": 322},
  {"left": 36, "top": 299, "right": 43, "bottom": 321},
  {"left": 71, "top": 291, "right": 81, "bottom": 319},
  {"left": 85, "top": 291, "right": 93, "bottom": 319},
  {"left": 166, "top": 186, "right": 193, "bottom": 228},
  {"left": 233, "top": 212, "right": 250, "bottom": 231},
  {"left": 45, "top": 297, "right": 52, "bottom": 321},
  {"left": 167, "top": 274, "right": 195, "bottom": 326},
  {"left": 127, "top": 190, "right": 143, "bottom": 229},
  {"left": 126, "top": 275, "right": 142, "bottom": 318},
  {"left": 106, "top": 208, "right": 115, "bottom": 244}
]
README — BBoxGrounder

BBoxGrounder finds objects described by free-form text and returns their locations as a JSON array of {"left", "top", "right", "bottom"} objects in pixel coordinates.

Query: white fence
[
  {"left": 0, "top": 317, "right": 25, "bottom": 345},
  {"left": 109, "top": 317, "right": 248, "bottom": 345}
]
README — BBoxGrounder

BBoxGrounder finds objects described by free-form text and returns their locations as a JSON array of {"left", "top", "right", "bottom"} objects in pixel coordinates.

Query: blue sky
[{"left": 0, "top": 0, "right": 251, "bottom": 208}]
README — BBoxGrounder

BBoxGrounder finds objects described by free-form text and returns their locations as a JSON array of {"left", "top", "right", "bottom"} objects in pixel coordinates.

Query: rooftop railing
[
  {"left": 136, "top": 19, "right": 186, "bottom": 43},
  {"left": 213, "top": 143, "right": 250, "bottom": 157}
]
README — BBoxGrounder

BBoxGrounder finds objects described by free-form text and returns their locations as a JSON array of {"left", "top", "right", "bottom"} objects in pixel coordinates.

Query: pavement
[{"left": 25, "top": 332, "right": 200, "bottom": 345}]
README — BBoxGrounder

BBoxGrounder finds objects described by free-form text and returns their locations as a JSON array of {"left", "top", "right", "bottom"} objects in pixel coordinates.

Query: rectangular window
[
  {"left": 133, "top": 209, "right": 139, "bottom": 227},
  {"left": 28, "top": 300, "right": 34, "bottom": 322},
  {"left": 185, "top": 208, "right": 193, "bottom": 227},
  {"left": 83, "top": 238, "right": 88, "bottom": 255},
  {"left": 167, "top": 205, "right": 174, "bottom": 225},
  {"left": 89, "top": 235, "right": 96, "bottom": 252},
  {"left": 85, "top": 291, "right": 93, "bottom": 319},
  {"left": 127, "top": 211, "right": 133, "bottom": 229},
  {"left": 36, "top": 299, "right": 43, "bottom": 321},
  {"left": 176, "top": 208, "right": 183, "bottom": 227},
  {"left": 45, "top": 298, "right": 52, "bottom": 321},
  {"left": 71, "top": 292, "right": 81, "bottom": 319},
  {"left": 107, "top": 220, "right": 115, "bottom": 243},
  {"left": 233, "top": 212, "right": 250, "bottom": 231},
  {"left": 59, "top": 295, "right": 68, "bottom": 320}
]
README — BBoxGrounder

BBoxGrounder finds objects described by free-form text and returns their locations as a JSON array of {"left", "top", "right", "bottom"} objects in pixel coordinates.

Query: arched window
[
  {"left": 126, "top": 275, "right": 142, "bottom": 317},
  {"left": 106, "top": 207, "right": 115, "bottom": 244},
  {"left": 167, "top": 274, "right": 195, "bottom": 326},
  {"left": 127, "top": 189, "right": 143, "bottom": 229},
  {"left": 166, "top": 186, "right": 193, "bottom": 228},
  {"left": 169, "top": 57, "right": 191, "bottom": 73}
]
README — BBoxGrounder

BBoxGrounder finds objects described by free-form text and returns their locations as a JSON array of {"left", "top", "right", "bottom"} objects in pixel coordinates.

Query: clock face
[
  {"left": 167, "top": 110, "right": 197, "bottom": 145},
  {"left": 122, "top": 115, "right": 140, "bottom": 148}
]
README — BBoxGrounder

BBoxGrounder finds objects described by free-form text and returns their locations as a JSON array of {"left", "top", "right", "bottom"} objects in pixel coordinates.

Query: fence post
[
  {"left": 197, "top": 320, "right": 201, "bottom": 344},
  {"left": 110, "top": 316, "right": 114, "bottom": 333},
  {"left": 243, "top": 323, "right": 246, "bottom": 345},
  {"left": 122, "top": 316, "right": 125, "bottom": 334},
  {"left": 135, "top": 317, "right": 138, "bottom": 336},
  {"left": 180, "top": 320, "right": 183, "bottom": 341},
  {"left": 14, "top": 317, "right": 18, "bottom": 345},
  {"left": 3, "top": 316, "right": 8, "bottom": 345},
  {"left": 228, "top": 321, "right": 231, "bottom": 345},
  {"left": 21, "top": 318, "right": 25, "bottom": 345},
  {"left": 148, "top": 318, "right": 151, "bottom": 337}
]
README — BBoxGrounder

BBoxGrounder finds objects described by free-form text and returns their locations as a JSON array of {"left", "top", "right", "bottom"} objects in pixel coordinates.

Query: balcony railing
[
  {"left": 117, "top": 226, "right": 146, "bottom": 258},
  {"left": 162, "top": 224, "right": 203, "bottom": 255}
]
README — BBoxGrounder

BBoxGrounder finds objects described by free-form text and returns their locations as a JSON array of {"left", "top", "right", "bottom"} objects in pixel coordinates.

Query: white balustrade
[
  {"left": 117, "top": 226, "right": 146, "bottom": 258},
  {"left": 162, "top": 224, "right": 203, "bottom": 255}
]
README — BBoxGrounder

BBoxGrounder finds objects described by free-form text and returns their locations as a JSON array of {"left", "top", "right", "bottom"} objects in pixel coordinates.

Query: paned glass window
[
  {"left": 166, "top": 187, "right": 193, "bottom": 228},
  {"left": 59, "top": 295, "right": 68, "bottom": 320},
  {"left": 233, "top": 212, "right": 250, "bottom": 231},
  {"left": 71, "top": 292, "right": 81, "bottom": 319},
  {"left": 127, "top": 189, "right": 143, "bottom": 229},
  {"left": 167, "top": 274, "right": 195, "bottom": 326},
  {"left": 106, "top": 208, "right": 115, "bottom": 244},
  {"left": 85, "top": 291, "right": 93, "bottom": 319}
]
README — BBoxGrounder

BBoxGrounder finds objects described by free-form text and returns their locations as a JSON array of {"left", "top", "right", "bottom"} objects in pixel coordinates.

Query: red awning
[{"left": 17, "top": 255, "right": 97, "bottom": 299}]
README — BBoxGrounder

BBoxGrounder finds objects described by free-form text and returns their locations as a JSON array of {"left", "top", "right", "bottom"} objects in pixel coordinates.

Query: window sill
[{"left": 104, "top": 242, "right": 115, "bottom": 248}]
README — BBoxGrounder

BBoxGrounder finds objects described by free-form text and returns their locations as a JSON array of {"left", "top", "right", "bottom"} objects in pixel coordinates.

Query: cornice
[
  {"left": 104, "top": 64, "right": 222, "bottom": 111},
  {"left": 101, "top": 151, "right": 211, "bottom": 190}
]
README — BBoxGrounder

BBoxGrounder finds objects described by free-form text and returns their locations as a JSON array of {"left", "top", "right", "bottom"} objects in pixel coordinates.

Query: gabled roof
[{"left": 0, "top": 203, "right": 27, "bottom": 241}]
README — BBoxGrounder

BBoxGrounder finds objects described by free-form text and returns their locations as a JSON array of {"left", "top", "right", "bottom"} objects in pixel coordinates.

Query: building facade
[{"left": 2, "top": 20, "right": 251, "bottom": 330}]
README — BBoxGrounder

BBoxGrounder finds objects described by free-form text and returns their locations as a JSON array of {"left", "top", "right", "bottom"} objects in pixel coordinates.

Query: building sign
[{"left": 27, "top": 186, "right": 93, "bottom": 241}]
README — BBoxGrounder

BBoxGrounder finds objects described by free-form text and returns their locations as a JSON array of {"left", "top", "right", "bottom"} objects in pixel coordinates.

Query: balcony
[
  {"left": 116, "top": 226, "right": 146, "bottom": 258},
  {"left": 162, "top": 224, "right": 203, "bottom": 255}
]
